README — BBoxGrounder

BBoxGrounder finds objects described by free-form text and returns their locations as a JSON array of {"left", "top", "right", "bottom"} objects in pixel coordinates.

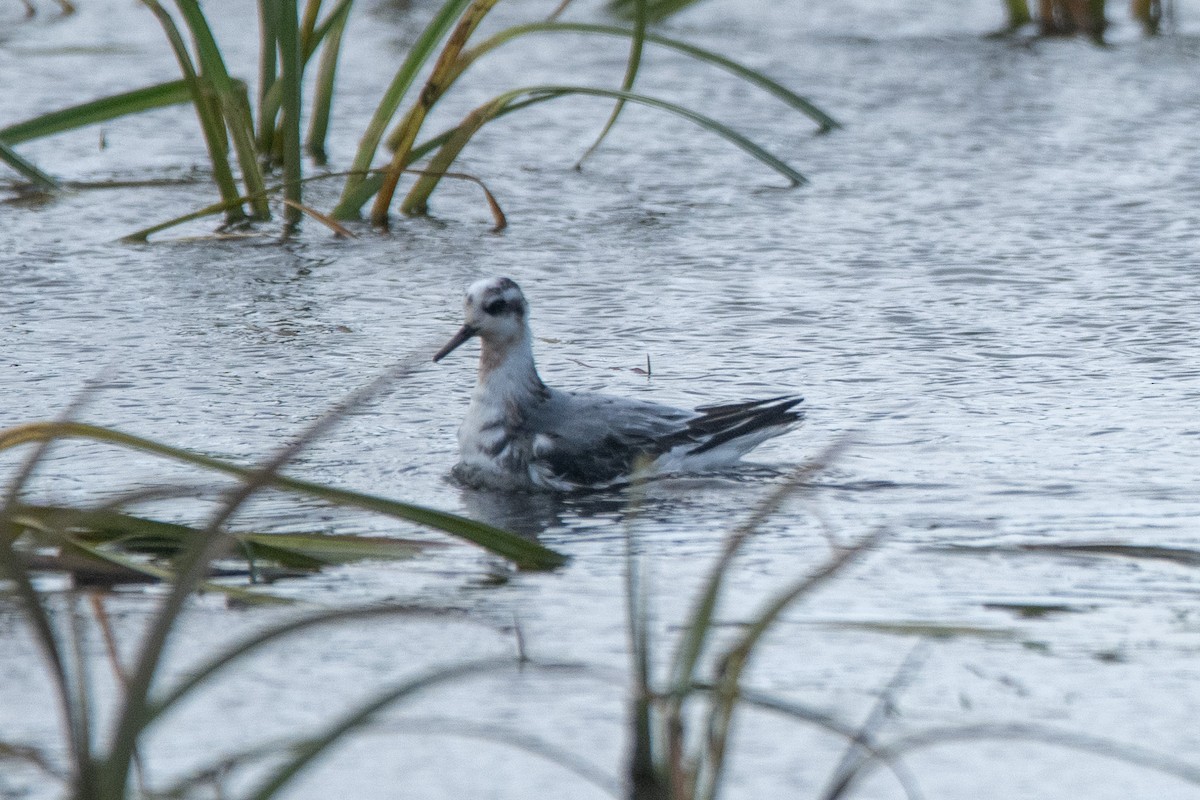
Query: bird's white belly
[{"left": 453, "top": 400, "right": 543, "bottom": 490}]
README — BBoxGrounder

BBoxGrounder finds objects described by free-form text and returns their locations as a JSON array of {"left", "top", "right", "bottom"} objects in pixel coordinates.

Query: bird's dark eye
[{"left": 483, "top": 298, "right": 508, "bottom": 315}]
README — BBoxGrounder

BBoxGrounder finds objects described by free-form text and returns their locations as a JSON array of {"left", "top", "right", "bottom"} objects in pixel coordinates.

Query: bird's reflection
[
  {"left": 458, "top": 485, "right": 632, "bottom": 539},
  {"left": 457, "top": 464, "right": 790, "bottom": 541}
]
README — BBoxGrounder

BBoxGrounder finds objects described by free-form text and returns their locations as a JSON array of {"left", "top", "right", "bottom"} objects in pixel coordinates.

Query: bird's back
[{"left": 524, "top": 389, "right": 803, "bottom": 490}]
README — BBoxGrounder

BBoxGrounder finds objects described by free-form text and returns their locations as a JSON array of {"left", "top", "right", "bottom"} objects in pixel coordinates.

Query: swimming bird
[{"left": 433, "top": 277, "right": 804, "bottom": 491}]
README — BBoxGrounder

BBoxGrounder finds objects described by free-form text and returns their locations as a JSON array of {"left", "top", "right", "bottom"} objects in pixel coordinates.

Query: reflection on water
[
  {"left": 459, "top": 486, "right": 581, "bottom": 539},
  {"left": 458, "top": 464, "right": 805, "bottom": 538}
]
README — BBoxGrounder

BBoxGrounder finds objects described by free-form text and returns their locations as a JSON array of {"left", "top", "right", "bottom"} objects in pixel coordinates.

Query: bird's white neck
[{"left": 473, "top": 328, "right": 546, "bottom": 409}]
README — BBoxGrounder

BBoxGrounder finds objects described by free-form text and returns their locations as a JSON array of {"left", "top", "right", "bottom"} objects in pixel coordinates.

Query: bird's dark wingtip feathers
[{"left": 686, "top": 395, "right": 805, "bottom": 455}]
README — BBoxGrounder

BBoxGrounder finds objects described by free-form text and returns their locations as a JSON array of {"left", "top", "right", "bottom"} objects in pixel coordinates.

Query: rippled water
[{"left": 3, "top": 1, "right": 1200, "bottom": 798}]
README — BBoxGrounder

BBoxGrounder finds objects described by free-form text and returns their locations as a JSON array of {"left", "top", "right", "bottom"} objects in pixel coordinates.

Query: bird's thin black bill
[{"left": 433, "top": 324, "right": 479, "bottom": 362}]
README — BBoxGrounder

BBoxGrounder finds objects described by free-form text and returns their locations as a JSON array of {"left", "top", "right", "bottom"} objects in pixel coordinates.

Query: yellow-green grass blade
[
  {"left": 0, "top": 422, "right": 567, "bottom": 570},
  {"left": 0, "top": 388, "right": 108, "bottom": 783},
  {"left": 121, "top": 169, "right": 369, "bottom": 241},
  {"left": 369, "top": 0, "right": 502, "bottom": 227},
  {"left": 684, "top": 684, "right": 923, "bottom": 800},
  {"left": 0, "top": 80, "right": 192, "bottom": 145},
  {"left": 401, "top": 84, "right": 804, "bottom": 215},
  {"left": 622, "top": 484, "right": 665, "bottom": 798},
  {"left": 121, "top": 166, "right": 497, "bottom": 240},
  {"left": 121, "top": 193, "right": 256, "bottom": 242},
  {"left": 658, "top": 446, "right": 846, "bottom": 800},
  {"left": 307, "top": 0, "right": 353, "bottom": 59},
  {"left": 60, "top": 539, "right": 289, "bottom": 605},
  {"left": 12, "top": 504, "right": 431, "bottom": 568},
  {"left": 298, "top": 0, "right": 322, "bottom": 58},
  {"left": 575, "top": 0, "right": 647, "bottom": 169},
  {"left": 0, "top": 742, "right": 61, "bottom": 780},
  {"left": 331, "top": 0, "right": 474, "bottom": 219},
  {"left": 0, "top": 141, "right": 58, "bottom": 189},
  {"left": 466, "top": 22, "right": 839, "bottom": 133},
  {"left": 362, "top": 96, "right": 551, "bottom": 212},
  {"left": 240, "top": 532, "right": 429, "bottom": 567}
]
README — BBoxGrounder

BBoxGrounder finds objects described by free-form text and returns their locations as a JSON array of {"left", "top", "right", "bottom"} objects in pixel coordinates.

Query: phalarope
[{"left": 433, "top": 277, "right": 804, "bottom": 491}]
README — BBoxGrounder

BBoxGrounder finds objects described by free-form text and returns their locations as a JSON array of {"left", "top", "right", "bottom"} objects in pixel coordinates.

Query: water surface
[{"left": 3, "top": 1, "right": 1200, "bottom": 798}]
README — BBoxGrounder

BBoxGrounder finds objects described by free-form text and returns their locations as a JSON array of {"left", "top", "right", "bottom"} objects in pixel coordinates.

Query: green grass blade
[
  {"left": 401, "top": 84, "right": 804, "bottom": 215},
  {"left": 0, "top": 388, "right": 109, "bottom": 785},
  {"left": 276, "top": 0, "right": 304, "bottom": 230},
  {"left": 121, "top": 193, "right": 262, "bottom": 242},
  {"left": 407, "top": 94, "right": 557, "bottom": 163},
  {"left": 667, "top": 447, "right": 841, "bottom": 697},
  {"left": 256, "top": 0, "right": 280, "bottom": 155},
  {"left": 729, "top": 530, "right": 885, "bottom": 668},
  {"left": 331, "top": 0, "right": 474, "bottom": 219},
  {"left": 608, "top": 0, "right": 699, "bottom": 23},
  {"left": 305, "top": 0, "right": 353, "bottom": 163},
  {"left": 242, "top": 658, "right": 525, "bottom": 800},
  {"left": 0, "top": 742, "right": 62, "bottom": 780},
  {"left": 140, "top": 0, "right": 246, "bottom": 221},
  {"left": 824, "top": 724, "right": 1200, "bottom": 800},
  {"left": 298, "top": 0, "right": 322, "bottom": 55},
  {"left": 13, "top": 504, "right": 431, "bottom": 567},
  {"left": 103, "top": 364, "right": 415, "bottom": 800},
  {"left": 121, "top": 169, "right": 365, "bottom": 241},
  {"left": 622, "top": 481, "right": 666, "bottom": 799},
  {"left": 147, "top": 606, "right": 479, "bottom": 727},
  {"left": 470, "top": 22, "right": 839, "bottom": 132},
  {"left": 0, "top": 140, "right": 58, "bottom": 189},
  {"left": 0, "top": 422, "right": 567, "bottom": 570},
  {"left": 307, "top": 0, "right": 353, "bottom": 57},
  {"left": 0, "top": 520, "right": 83, "bottom": 768},
  {"left": 683, "top": 684, "right": 923, "bottom": 800},
  {"left": 695, "top": 529, "right": 884, "bottom": 800},
  {"left": 241, "top": 531, "right": 430, "bottom": 566},
  {"left": 171, "top": 0, "right": 271, "bottom": 218},
  {"left": 575, "top": 0, "right": 647, "bottom": 169},
  {"left": 0, "top": 81, "right": 192, "bottom": 145}
]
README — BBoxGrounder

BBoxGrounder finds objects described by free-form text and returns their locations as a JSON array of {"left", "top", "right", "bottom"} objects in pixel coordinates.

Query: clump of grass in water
[
  {"left": 0, "top": 369, "right": 568, "bottom": 798},
  {"left": 0, "top": 0, "right": 835, "bottom": 238},
  {"left": 618, "top": 445, "right": 1200, "bottom": 800},
  {"left": 620, "top": 443, "right": 889, "bottom": 800}
]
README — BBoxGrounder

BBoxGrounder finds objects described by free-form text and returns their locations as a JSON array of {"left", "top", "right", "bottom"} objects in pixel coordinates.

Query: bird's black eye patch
[{"left": 483, "top": 298, "right": 508, "bottom": 315}]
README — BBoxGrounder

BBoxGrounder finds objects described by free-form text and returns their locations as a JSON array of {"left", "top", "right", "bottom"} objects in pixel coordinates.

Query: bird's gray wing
[
  {"left": 520, "top": 391, "right": 804, "bottom": 489},
  {"left": 523, "top": 391, "right": 691, "bottom": 488}
]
